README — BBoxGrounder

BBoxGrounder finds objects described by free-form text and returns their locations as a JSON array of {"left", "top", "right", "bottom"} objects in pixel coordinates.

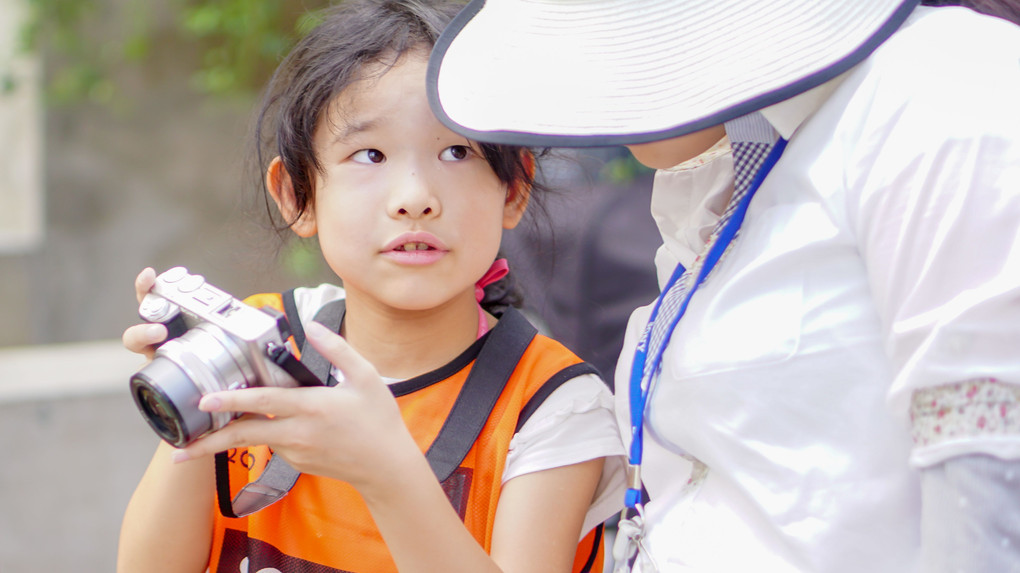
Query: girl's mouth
[
  {"left": 383, "top": 234, "right": 446, "bottom": 265},
  {"left": 395, "top": 242, "right": 434, "bottom": 252},
  {"left": 382, "top": 233, "right": 447, "bottom": 264}
]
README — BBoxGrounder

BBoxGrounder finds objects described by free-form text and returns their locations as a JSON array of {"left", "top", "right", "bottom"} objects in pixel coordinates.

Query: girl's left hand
[{"left": 172, "top": 321, "right": 420, "bottom": 494}]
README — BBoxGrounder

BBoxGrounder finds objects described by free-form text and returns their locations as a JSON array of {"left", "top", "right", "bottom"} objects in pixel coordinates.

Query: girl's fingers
[
  {"left": 122, "top": 322, "right": 168, "bottom": 356},
  {"left": 304, "top": 321, "right": 380, "bottom": 386},
  {"left": 135, "top": 267, "right": 157, "bottom": 303},
  {"left": 197, "top": 387, "right": 298, "bottom": 418},
  {"left": 173, "top": 415, "right": 281, "bottom": 463},
  {"left": 125, "top": 268, "right": 163, "bottom": 358},
  {"left": 171, "top": 322, "right": 394, "bottom": 471}
]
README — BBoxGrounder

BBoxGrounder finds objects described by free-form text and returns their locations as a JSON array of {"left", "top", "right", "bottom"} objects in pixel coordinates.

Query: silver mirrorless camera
[{"left": 129, "top": 267, "right": 320, "bottom": 447}]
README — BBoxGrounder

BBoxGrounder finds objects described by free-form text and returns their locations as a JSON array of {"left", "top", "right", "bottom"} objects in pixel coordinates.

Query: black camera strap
[
  {"left": 216, "top": 291, "right": 344, "bottom": 518},
  {"left": 216, "top": 290, "right": 539, "bottom": 518}
]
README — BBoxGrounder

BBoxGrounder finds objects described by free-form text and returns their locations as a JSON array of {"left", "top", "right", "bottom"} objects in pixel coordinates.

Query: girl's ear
[
  {"left": 267, "top": 157, "right": 317, "bottom": 238},
  {"left": 502, "top": 152, "right": 534, "bottom": 230}
]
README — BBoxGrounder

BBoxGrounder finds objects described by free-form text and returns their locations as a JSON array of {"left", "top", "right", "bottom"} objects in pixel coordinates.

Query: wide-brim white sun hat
[{"left": 428, "top": 0, "right": 919, "bottom": 147}]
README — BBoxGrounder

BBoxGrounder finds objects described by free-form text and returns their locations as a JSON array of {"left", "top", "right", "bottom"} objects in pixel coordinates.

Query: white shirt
[{"left": 616, "top": 6, "right": 1020, "bottom": 572}]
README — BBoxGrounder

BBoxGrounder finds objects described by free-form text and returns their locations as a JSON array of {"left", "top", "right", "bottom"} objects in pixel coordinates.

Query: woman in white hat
[{"left": 429, "top": 1, "right": 1020, "bottom": 571}]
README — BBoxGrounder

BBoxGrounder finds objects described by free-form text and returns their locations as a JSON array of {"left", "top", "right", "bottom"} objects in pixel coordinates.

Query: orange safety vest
[{"left": 208, "top": 292, "right": 606, "bottom": 573}]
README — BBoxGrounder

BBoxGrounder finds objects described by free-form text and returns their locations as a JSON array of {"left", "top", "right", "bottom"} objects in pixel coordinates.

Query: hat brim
[{"left": 428, "top": 0, "right": 919, "bottom": 147}]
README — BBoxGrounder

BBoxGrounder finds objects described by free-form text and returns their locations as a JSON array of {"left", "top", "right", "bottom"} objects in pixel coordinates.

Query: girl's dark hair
[{"left": 253, "top": 0, "right": 539, "bottom": 232}]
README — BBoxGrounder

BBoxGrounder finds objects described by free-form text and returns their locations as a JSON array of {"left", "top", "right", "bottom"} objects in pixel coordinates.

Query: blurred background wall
[
  {"left": 0, "top": 0, "right": 659, "bottom": 570},
  {"left": 0, "top": 0, "right": 341, "bottom": 349}
]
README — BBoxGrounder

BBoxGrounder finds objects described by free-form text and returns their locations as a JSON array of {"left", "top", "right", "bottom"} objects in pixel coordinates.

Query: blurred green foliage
[
  {"left": 281, "top": 239, "right": 330, "bottom": 282},
  {"left": 179, "top": 1, "right": 327, "bottom": 95},
  {"left": 15, "top": 0, "right": 331, "bottom": 104},
  {"left": 599, "top": 153, "right": 654, "bottom": 185}
]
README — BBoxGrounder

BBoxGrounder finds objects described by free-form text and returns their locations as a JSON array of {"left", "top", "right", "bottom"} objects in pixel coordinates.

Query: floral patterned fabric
[{"left": 911, "top": 378, "right": 1020, "bottom": 448}]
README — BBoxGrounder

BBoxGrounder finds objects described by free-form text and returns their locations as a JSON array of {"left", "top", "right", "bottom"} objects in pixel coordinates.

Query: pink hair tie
[{"left": 475, "top": 258, "right": 509, "bottom": 338}]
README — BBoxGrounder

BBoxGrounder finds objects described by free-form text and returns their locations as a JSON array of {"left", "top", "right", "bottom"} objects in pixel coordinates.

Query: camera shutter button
[
  {"left": 178, "top": 274, "right": 206, "bottom": 293},
  {"left": 139, "top": 295, "right": 173, "bottom": 322},
  {"left": 162, "top": 267, "right": 188, "bottom": 283}
]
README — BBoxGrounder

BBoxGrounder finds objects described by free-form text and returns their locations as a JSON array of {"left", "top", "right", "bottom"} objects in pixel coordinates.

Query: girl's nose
[{"left": 388, "top": 170, "right": 440, "bottom": 219}]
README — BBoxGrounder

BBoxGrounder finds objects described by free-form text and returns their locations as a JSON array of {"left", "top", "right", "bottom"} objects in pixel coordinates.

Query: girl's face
[{"left": 272, "top": 52, "right": 527, "bottom": 316}]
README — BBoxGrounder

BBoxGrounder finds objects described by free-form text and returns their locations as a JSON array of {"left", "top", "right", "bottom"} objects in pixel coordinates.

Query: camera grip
[
  {"left": 160, "top": 312, "right": 189, "bottom": 343},
  {"left": 139, "top": 310, "right": 188, "bottom": 348},
  {"left": 138, "top": 291, "right": 188, "bottom": 346}
]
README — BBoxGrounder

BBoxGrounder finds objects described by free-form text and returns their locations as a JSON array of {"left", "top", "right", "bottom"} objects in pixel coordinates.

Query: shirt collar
[{"left": 760, "top": 72, "right": 850, "bottom": 140}]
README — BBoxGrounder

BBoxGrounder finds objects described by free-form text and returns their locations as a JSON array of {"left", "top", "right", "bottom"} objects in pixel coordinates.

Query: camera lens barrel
[{"left": 130, "top": 358, "right": 211, "bottom": 447}]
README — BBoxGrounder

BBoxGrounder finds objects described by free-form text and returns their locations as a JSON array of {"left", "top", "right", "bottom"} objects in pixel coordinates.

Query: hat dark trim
[{"left": 428, "top": 0, "right": 920, "bottom": 148}]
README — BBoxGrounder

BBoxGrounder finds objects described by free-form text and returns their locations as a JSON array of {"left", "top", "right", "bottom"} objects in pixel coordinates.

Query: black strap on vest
[
  {"left": 577, "top": 523, "right": 604, "bottom": 573},
  {"left": 426, "top": 305, "right": 537, "bottom": 482},
  {"left": 515, "top": 362, "right": 602, "bottom": 434},
  {"left": 295, "top": 299, "right": 346, "bottom": 388},
  {"left": 281, "top": 288, "right": 304, "bottom": 348},
  {"left": 217, "top": 291, "right": 542, "bottom": 517}
]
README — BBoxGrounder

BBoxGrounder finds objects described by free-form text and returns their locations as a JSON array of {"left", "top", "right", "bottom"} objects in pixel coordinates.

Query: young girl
[{"left": 118, "top": 1, "right": 624, "bottom": 572}]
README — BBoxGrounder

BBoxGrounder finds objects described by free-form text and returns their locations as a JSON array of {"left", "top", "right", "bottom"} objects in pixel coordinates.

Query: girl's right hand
[{"left": 121, "top": 267, "right": 168, "bottom": 360}]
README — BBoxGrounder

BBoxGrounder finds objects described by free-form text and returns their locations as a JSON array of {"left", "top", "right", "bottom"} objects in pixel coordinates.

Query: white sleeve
[
  {"left": 503, "top": 373, "right": 627, "bottom": 539},
  {"left": 847, "top": 47, "right": 1020, "bottom": 465},
  {"left": 919, "top": 455, "right": 1020, "bottom": 572},
  {"left": 292, "top": 284, "right": 346, "bottom": 326},
  {"left": 845, "top": 24, "right": 1020, "bottom": 570}
]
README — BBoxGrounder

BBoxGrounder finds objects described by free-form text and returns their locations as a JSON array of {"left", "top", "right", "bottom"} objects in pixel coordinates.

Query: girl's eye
[
  {"left": 440, "top": 145, "right": 472, "bottom": 161},
  {"left": 352, "top": 149, "right": 385, "bottom": 164}
]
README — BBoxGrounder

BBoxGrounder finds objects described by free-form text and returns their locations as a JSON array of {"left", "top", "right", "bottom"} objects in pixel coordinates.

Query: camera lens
[
  {"left": 130, "top": 357, "right": 211, "bottom": 447},
  {"left": 134, "top": 384, "right": 183, "bottom": 444}
]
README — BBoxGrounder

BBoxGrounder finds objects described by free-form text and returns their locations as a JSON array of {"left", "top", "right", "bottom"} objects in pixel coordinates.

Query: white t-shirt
[
  {"left": 617, "top": 6, "right": 1020, "bottom": 572},
  {"left": 291, "top": 284, "right": 626, "bottom": 539}
]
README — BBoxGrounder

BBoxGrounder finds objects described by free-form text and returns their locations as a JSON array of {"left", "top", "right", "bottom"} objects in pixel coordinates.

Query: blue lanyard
[{"left": 625, "top": 138, "right": 788, "bottom": 509}]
